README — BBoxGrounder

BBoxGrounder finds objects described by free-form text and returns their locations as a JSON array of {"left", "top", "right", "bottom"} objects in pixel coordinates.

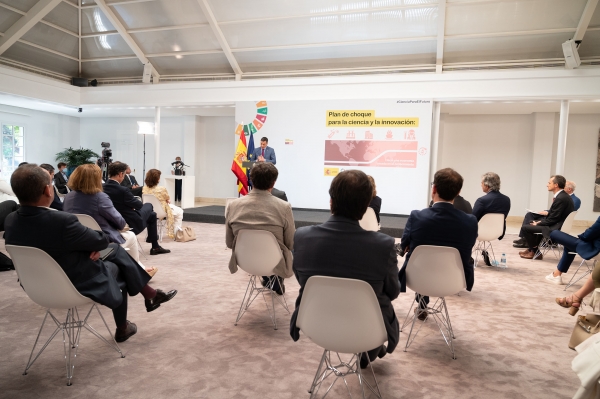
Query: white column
[
  {"left": 556, "top": 100, "right": 570, "bottom": 175},
  {"left": 529, "top": 112, "right": 556, "bottom": 210},
  {"left": 429, "top": 102, "right": 441, "bottom": 181},
  {"left": 154, "top": 106, "right": 161, "bottom": 170}
]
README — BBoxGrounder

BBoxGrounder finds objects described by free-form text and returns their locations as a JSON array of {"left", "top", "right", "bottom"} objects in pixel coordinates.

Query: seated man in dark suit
[
  {"left": 400, "top": 168, "right": 478, "bottom": 320},
  {"left": 472, "top": 172, "right": 511, "bottom": 237},
  {"left": 54, "top": 162, "right": 69, "bottom": 194},
  {"left": 290, "top": 170, "right": 399, "bottom": 369},
  {"left": 120, "top": 165, "right": 143, "bottom": 197},
  {"left": 518, "top": 175, "right": 574, "bottom": 260},
  {"left": 271, "top": 187, "right": 288, "bottom": 202},
  {"left": 472, "top": 172, "right": 511, "bottom": 265},
  {"left": 545, "top": 216, "right": 600, "bottom": 285},
  {"left": 566, "top": 180, "right": 581, "bottom": 211},
  {"left": 428, "top": 194, "right": 472, "bottom": 214},
  {"left": 39, "top": 163, "right": 63, "bottom": 211},
  {"left": 4, "top": 165, "right": 177, "bottom": 342},
  {"left": 103, "top": 162, "right": 170, "bottom": 255}
]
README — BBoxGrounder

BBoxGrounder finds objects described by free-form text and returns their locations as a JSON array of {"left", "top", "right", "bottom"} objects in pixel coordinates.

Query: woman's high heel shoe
[{"left": 556, "top": 294, "right": 582, "bottom": 316}]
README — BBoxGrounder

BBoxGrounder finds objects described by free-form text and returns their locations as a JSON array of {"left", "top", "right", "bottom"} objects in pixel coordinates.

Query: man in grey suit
[
  {"left": 290, "top": 170, "right": 399, "bottom": 369},
  {"left": 226, "top": 162, "right": 294, "bottom": 294},
  {"left": 252, "top": 137, "right": 276, "bottom": 164}
]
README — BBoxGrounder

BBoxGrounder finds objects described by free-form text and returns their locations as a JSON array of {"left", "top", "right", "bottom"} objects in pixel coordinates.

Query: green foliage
[{"left": 55, "top": 147, "right": 100, "bottom": 167}]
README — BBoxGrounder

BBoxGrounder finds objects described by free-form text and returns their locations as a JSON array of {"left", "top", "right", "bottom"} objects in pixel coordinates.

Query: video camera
[{"left": 98, "top": 142, "right": 112, "bottom": 181}]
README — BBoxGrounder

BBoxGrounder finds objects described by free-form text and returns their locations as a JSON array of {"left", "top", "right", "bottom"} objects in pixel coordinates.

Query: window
[{"left": 2, "top": 124, "right": 24, "bottom": 178}]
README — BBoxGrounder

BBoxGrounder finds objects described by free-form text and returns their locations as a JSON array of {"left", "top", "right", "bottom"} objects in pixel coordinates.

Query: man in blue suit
[
  {"left": 252, "top": 137, "right": 276, "bottom": 164},
  {"left": 545, "top": 216, "right": 600, "bottom": 285},
  {"left": 566, "top": 180, "right": 581, "bottom": 211},
  {"left": 399, "top": 168, "right": 478, "bottom": 319}
]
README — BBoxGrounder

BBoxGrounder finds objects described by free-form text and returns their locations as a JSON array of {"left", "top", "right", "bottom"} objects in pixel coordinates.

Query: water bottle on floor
[{"left": 500, "top": 253, "right": 507, "bottom": 268}]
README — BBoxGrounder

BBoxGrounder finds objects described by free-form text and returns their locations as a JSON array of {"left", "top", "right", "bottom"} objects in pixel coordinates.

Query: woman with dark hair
[
  {"left": 143, "top": 169, "right": 183, "bottom": 239},
  {"left": 367, "top": 175, "right": 382, "bottom": 223},
  {"left": 63, "top": 164, "right": 156, "bottom": 276}
]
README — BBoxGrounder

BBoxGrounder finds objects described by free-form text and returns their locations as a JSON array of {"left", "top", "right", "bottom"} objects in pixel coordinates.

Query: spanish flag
[{"left": 231, "top": 124, "right": 249, "bottom": 195}]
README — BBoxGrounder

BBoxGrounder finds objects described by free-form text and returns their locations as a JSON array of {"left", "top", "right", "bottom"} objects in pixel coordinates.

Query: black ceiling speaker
[
  {"left": 90, "top": 79, "right": 98, "bottom": 87},
  {"left": 71, "top": 77, "right": 88, "bottom": 87}
]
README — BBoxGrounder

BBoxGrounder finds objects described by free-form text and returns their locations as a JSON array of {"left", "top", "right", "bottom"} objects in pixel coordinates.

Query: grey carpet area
[
  {"left": 0, "top": 222, "right": 584, "bottom": 398},
  {"left": 184, "top": 206, "right": 407, "bottom": 238}
]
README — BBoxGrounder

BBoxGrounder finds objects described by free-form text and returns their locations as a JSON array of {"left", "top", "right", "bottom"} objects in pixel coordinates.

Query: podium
[{"left": 164, "top": 176, "right": 195, "bottom": 209}]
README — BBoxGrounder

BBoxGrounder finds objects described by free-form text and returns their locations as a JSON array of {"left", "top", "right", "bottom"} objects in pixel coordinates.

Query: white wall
[
  {"left": 564, "top": 114, "right": 600, "bottom": 221},
  {"left": 438, "top": 114, "right": 534, "bottom": 216},
  {"left": 195, "top": 116, "right": 237, "bottom": 198},
  {"left": 0, "top": 104, "right": 80, "bottom": 170},
  {"left": 438, "top": 112, "right": 600, "bottom": 221}
]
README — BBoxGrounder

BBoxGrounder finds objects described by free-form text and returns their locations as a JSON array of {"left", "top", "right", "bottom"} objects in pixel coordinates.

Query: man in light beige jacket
[{"left": 226, "top": 162, "right": 295, "bottom": 294}]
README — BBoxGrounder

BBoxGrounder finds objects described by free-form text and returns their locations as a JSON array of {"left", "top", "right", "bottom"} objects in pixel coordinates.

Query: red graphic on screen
[{"left": 324, "top": 140, "right": 418, "bottom": 168}]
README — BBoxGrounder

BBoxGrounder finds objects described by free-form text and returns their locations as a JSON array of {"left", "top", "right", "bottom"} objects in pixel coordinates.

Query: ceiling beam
[
  {"left": 196, "top": 0, "right": 242, "bottom": 76},
  {"left": 574, "top": 0, "right": 599, "bottom": 41},
  {"left": 0, "top": 0, "right": 62, "bottom": 56},
  {"left": 436, "top": 0, "right": 446, "bottom": 73},
  {"left": 94, "top": 0, "right": 159, "bottom": 78},
  {"left": 81, "top": 0, "right": 157, "bottom": 9},
  {"left": 0, "top": 2, "right": 79, "bottom": 38},
  {"left": 81, "top": 23, "right": 210, "bottom": 38}
]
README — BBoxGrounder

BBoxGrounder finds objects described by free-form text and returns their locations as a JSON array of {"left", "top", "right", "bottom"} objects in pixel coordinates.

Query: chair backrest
[
  {"left": 234, "top": 229, "right": 282, "bottom": 276},
  {"left": 477, "top": 213, "right": 505, "bottom": 241},
  {"left": 6, "top": 245, "right": 92, "bottom": 309},
  {"left": 142, "top": 194, "right": 167, "bottom": 219},
  {"left": 74, "top": 214, "right": 102, "bottom": 230},
  {"left": 359, "top": 207, "right": 379, "bottom": 231},
  {"left": 560, "top": 211, "right": 577, "bottom": 235},
  {"left": 224, "top": 197, "right": 238, "bottom": 216},
  {"left": 405, "top": 245, "right": 466, "bottom": 298},
  {"left": 296, "top": 276, "right": 387, "bottom": 354},
  {"left": 53, "top": 185, "right": 65, "bottom": 202}
]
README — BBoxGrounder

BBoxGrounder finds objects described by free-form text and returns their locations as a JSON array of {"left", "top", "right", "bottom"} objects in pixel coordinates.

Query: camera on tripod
[{"left": 98, "top": 142, "right": 113, "bottom": 181}]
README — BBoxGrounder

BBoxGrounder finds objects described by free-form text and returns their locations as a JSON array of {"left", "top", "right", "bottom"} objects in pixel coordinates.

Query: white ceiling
[{"left": 0, "top": 0, "right": 598, "bottom": 81}]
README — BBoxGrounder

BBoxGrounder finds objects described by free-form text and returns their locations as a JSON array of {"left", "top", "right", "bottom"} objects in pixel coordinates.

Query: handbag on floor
[
  {"left": 569, "top": 314, "right": 600, "bottom": 350},
  {"left": 175, "top": 226, "right": 196, "bottom": 242}
]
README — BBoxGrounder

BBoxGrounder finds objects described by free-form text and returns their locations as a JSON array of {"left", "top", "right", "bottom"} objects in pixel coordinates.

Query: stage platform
[{"left": 183, "top": 206, "right": 408, "bottom": 238}]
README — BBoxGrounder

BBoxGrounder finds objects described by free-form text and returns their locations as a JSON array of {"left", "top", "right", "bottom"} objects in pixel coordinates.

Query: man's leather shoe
[
  {"left": 115, "top": 321, "right": 137, "bottom": 342},
  {"left": 519, "top": 250, "right": 541, "bottom": 260},
  {"left": 415, "top": 307, "right": 428, "bottom": 321},
  {"left": 482, "top": 250, "right": 492, "bottom": 266},
  {"left": 150, "top": 246, "right": 171, "bottom": 255},
  {"left": 513, "top": 241, "right": 528, "bottom": 248},
  {"left": 145, "top": 289, "right": 177, "bottom": 312},
  {"left": 513, "top": 237, "right": 525, "bottom": 244}
]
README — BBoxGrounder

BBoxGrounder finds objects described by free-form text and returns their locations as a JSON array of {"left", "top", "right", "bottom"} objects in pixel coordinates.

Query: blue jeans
[{"left": 550, "top": 230, "right": 578, "bottom": 273}]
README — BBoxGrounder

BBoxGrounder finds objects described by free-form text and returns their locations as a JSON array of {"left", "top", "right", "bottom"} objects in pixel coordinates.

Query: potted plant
[{"left": 55, "top": 147, "right": 100, "bottom": 177}]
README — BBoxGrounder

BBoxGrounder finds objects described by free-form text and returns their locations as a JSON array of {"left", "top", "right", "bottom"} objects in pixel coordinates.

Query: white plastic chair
[
  {"left": 142, "top": 194, "right": 168, "bottom": 242},
  {"left": 297, "top": 276, "right": 386, "bottom": 399},
  {"left": 472, "top": 213, "right": 505, "bottom": 268},
  {"left": 74, "top": 213, "right": 102, "bottom": 230},
  {"left": 564, "top": 253, "right": 600, "bottom": 291},
  {"left": 400, "top": 245, "right": 466, "bottom": 359},
  {"left": 53, "top": 185, "right": 67, "bottom": 203},
  {"left": 5, "top": 245, "right": 124, "bottom": 386},
  {"left": 533, "top": 211, "right": 577, "bottom": 260},
  {"left": 233, "top": 229, "right": 289, "bottom": 330},
  {"left": 359, "top": 208, "right": 379, "bottom": 232}
]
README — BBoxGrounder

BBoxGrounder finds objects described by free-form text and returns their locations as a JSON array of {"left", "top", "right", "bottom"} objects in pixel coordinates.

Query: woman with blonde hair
[
  {"left": 63, "top": 164, "right": 156, "bottom": 276},
  {"left": 143, "top": 169, "right": 183, "bottom": 239}
]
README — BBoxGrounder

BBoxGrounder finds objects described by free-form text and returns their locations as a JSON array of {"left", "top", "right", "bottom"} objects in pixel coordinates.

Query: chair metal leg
[
  {"left": 403, "top": 296, "right": 458, "bottom": 359},
  {"left": 308, "top": 350, "right": 382, "bottom": 399},
  {"left": 136, "top": 238, "right": 148, "bottom": 260},
  {"left": 234, "top": 275, "right": 289, "bottom": 330},
  {"left": 22, "top": 305, "right": 124, "bottom": 385},
  {"left": 564, "top": 259, "right": 593, "bottom": 291}
]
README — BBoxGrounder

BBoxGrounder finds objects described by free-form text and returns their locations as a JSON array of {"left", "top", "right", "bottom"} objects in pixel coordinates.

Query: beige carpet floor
[{"left": 0, "top": 222, "right": 588, "bottom": 398}]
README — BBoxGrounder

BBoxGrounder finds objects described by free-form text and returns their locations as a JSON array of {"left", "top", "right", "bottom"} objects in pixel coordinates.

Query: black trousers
[
  {"left": 175, "top": 180, "right": 182, "bottom": 202},
  {"left": 519, "top": 212, "right": 544, "bottom": 237},
  {"left": 134, "top": 203, "right": 159, "bottom": 243},
  {"left": 131, "top": 186, "right": 143, "bottom": 197},
  {"left": 103, "top": 244, "right": 151, "bottom": 326},
  {"left": 522, "top": 225, "right": 545, "bottom": 250},
  {"left": 0, "top": 200, "right": 18, "bottom": 231}
]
